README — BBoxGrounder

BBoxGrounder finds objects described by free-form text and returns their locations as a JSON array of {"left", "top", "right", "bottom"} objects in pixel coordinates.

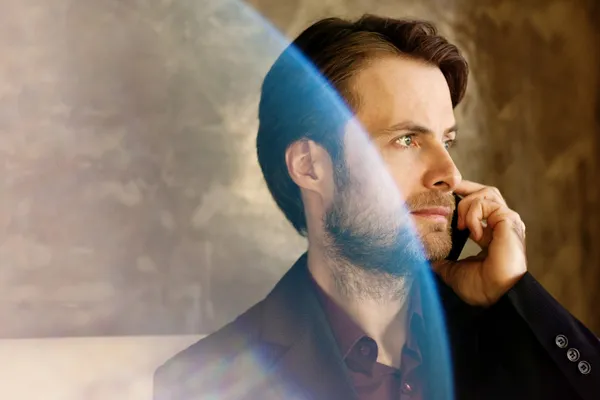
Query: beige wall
[
  {"left": 1, "top": 0, "right": 599, "bottom": 342},
  {"left": 0, "top": 336, "right": 201, "bottom": 400}
]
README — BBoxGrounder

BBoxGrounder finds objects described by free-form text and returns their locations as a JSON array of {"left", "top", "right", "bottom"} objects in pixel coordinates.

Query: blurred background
[{"left": 1, "top": 0, "right": 599, "bottom": 398}]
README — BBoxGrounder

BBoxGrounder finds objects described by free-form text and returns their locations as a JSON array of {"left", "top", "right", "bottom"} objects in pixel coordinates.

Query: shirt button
[
  {"left": 401, "top": 382, "right": 413, "bottom": 394},
  {"left": 578, "top": 361, "right": 591, "bottom": 375},
  {"left": 567, "top": 348, "right": 580, "bottom": 362},
  {"left": 555, "top": 334, "right": 568, "bottom": 348},
  {"left": 359, "top": 343, "right": 371, "bottom": 356}
]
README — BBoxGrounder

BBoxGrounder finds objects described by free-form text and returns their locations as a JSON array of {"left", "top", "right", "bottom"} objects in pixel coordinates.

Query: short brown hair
[{"left": 256, "top": 14, "right": 469, "bottom": 236}]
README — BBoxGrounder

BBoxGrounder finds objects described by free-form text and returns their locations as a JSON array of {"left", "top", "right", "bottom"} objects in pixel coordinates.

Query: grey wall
[{"left": 1, "top": 0, "right": 599, "bottom": 338}]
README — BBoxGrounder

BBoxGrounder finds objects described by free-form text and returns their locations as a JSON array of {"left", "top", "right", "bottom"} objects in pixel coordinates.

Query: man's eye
[
  {"left": 395, "top": 135, "right": 416, "bottom": 148},
  {"left": 444, "top": 139, "right": 456, "bottom": 150}
]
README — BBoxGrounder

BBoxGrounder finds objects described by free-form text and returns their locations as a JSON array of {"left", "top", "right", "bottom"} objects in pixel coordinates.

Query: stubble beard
[
  {"left": 321, "top": 164, "right": 454, "bottom": 303},
  {"left": 415, "top": 220, "right": 454, "bottom": 261}
]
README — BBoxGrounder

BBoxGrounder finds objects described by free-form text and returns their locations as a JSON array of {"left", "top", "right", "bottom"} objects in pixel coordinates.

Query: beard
[
  {"left": 404, "top": 192, "right": 455, "bottom": 261},
  {"left": 322, "top": 161, "right": 455, "bottom": 300}
]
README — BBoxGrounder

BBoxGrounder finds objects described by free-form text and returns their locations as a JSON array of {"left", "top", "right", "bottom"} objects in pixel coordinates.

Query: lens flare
[
  {"left": 180, "top": 0, "right": 455, "bottom": 398},
  {"left": 3, "top": 0, "right": 454, "bottom": 399}
]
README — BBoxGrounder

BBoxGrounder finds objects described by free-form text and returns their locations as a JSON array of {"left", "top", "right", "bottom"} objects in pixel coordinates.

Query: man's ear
[{"left": 285, "top": 139, "right": 332, "bottom": 194}]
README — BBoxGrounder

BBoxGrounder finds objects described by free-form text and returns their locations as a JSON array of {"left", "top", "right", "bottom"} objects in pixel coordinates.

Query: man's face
[{"left": 323, "top": 55, "right": 461, "bottom": 270}]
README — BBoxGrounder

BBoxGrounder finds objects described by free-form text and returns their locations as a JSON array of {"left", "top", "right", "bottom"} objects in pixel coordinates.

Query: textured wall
[
  {"left": 1, "top": 0, "right": 599, "bottom": 338},
  {"left": 0, "top": 336, "right": 202, "bottom": 400},
  {"left": 449, "top": 0, "right": 600, "bottom": 334}
]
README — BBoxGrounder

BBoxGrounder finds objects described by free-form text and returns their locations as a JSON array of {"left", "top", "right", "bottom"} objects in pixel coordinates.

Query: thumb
[
  {"left": 430, "top": 259, "right": 458, "bottom": 287},
  {"left": 431, "top": 255, "right": 483, "bottom": 293}
]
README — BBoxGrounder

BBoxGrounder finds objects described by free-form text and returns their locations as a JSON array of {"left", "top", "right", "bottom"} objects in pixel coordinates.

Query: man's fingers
[
  {"left": 459, "top": 197, "right": 526, "bottom": 250},
  {"left": 463, "top": 198, "right": 506, "bottom": 246},
  {"left": 487, "top": 209, "right": 527, "bottom": 245},
  {"left": 453, "top": 180, "right": 487, "bottom": 196},
  {"left": 465, "top": 198, "right": 498, "bottom": 241},
  {"left": 456, "top": 186, "right": 507, "bottom": 231},
  {"left": 455, "top": 181, "right": 507, "bottom": 206}
]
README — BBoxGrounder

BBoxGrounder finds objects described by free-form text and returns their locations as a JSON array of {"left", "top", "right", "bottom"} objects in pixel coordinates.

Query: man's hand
[{"left": 432, "top": 180, "right": 528, "bottom": 307}]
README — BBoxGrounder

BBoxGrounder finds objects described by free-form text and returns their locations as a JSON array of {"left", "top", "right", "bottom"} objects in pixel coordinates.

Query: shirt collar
[{"left": 309, "top": 272, "right": 424, "bottom": 363}]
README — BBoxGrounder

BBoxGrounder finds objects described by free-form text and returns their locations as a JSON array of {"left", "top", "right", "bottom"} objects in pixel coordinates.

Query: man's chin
[{"left": 420, "top": 231, "right": 453, "bottom": 261}]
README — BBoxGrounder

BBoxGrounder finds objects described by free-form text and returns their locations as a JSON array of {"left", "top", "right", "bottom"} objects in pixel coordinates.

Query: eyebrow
[{"left": 383, "top": 121, "right": 458, "bottom": 136}]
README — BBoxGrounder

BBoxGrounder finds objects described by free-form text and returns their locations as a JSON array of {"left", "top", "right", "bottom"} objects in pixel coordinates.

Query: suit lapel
[
  {"left": 257, "top": 255, "right": 467, "bottom": 400},
  {"left": 259, "top": 253, "right": 357, "bottom": 400}
]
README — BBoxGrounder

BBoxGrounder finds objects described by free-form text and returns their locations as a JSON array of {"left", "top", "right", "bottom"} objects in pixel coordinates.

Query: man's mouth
[{"left": 410, "top": 207, "right": 452, "bottom": 223}]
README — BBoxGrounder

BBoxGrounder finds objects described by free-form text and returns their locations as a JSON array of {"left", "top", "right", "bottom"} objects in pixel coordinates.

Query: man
[{"left": 154, "top": 15, "right": 600, "bottom": 400}]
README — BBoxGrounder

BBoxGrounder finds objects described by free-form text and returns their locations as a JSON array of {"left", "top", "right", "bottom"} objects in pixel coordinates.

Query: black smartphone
[{"left": 446, "top": 194, "right": 470, "bottom": 261}]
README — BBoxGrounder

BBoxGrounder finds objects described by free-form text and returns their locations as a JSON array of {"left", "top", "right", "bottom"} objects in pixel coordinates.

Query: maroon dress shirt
[{"left": 311, "top": 276, "right": 424, "bottom": 400}]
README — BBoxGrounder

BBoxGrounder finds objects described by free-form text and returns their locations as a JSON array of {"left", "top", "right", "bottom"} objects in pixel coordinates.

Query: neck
[{"left": 307, "top": 244, "right": 413, "bottom": 367}]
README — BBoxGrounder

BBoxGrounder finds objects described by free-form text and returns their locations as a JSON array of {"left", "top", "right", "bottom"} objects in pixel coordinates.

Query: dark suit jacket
[{"left": 154, "top": 253, "right": 600, "bottom": 400}]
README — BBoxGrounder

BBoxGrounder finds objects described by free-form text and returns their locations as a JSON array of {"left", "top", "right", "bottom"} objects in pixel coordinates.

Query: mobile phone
[{"left": 446, "top": 194, "right": 470, "bottom": 261}]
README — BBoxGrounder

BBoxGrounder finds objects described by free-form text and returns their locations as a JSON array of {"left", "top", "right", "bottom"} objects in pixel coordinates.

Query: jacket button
[
  {"left": 555, "top": 334, "right": 568, "bottom": 348},
  {"left": 401, "top": 382, "right": 413, "bottom": 394},
  {"left": 359, "top": 343, "right": 371, "bottom": 356},
  {"left": 578, "top": 361, "right": 591, "bottom": 375},
  {"left": 567, "top": 348, "right": 580, "bottom": 362}
]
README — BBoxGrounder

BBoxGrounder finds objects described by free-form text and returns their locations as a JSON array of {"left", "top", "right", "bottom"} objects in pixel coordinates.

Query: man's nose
[{"left": 422, "top": 144, "right": 462, "bottom": 191}]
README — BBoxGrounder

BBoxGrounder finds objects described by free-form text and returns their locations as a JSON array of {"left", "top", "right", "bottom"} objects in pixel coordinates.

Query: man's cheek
[{"left": 391, "top": 178, "right": 418, "bottom": 206}]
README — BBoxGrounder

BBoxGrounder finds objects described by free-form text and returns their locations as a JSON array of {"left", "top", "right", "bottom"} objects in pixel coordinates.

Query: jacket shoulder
[{"left": 153, "top": 301, "right": 266, "bottom": 400}]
